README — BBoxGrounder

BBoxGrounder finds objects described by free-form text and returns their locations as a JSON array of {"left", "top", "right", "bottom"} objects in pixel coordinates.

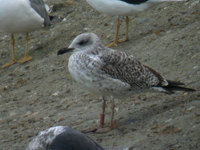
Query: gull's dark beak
[{"left": 57, "top": 47, "right": 74, "bottom": 55}]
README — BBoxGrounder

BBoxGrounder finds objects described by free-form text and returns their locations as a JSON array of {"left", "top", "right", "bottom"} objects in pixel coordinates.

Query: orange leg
[
  {"left": 106, "top": 18, "right": 121, "bottom": 48},
  {"left": 107, "top": 16, "right": 129, "bottom": 48},
  {"left": 118, "top": 16, "right": 129, "bottom": 43},
  {"left": 18, "top": 32, "right": 32, "bottom": 63},
  {"left": 1, "top": 34, "right": 17, "bottom": 69}
]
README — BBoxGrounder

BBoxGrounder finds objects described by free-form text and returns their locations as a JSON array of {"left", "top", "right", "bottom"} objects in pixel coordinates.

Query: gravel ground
[{"left": 0, "top": 0, "right": 200, "bottom": 150}]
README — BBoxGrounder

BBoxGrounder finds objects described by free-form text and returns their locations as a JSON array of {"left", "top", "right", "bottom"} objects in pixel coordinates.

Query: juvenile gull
[
  {"left": 57, "top": 33, "right": 195, "bottom": 133},
  {"left": 85, "top": 0, "right": 186, "bottom": 47},
  {"left": 26, "top": 126, "right": 104, "bottom": 150},
  {"left": 0, "top": 0, "right": 50, "bottom": 68}
]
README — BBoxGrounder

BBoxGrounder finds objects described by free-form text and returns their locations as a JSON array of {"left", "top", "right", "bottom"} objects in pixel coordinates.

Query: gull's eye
[{"left": 78, "top": 39, "right": 89, "bottom": 46}]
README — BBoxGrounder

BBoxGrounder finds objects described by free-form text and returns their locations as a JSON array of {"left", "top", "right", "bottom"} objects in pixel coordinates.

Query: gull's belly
[
  {"left": 0, "top": 0, "right": 44, "bottom": 33},
  {"left": 68, "top": 60, "right": 132, "bottom": 97},
  {"left": 86, "top": 0, "right": 149, "bottom": 16}
]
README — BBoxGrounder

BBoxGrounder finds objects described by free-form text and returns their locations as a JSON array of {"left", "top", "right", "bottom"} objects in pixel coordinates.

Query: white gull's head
[
  {"left": 69, "top": 33, "right": 102, "bottom": 52},
  {"left": 57, "top": 33, "right": 104, "bottom": 56}
]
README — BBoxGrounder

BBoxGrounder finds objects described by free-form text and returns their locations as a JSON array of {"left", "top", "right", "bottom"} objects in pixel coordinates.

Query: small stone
[
  {"left": 3, "top": 86, "right": 9, "bottom": 91},
  {"left": 10, "top": 126, "right": 18, "bottom": 129},
  {"left": 65, "top": 0, "right": 73, "bottom": 5},
  {"left": 26, "top": 89, "right": 31, "bottom": 92},
  {"left": 58, "top": 117, "right": 66, "bottom": 122},
  {"left": 24, "top": 111, "right": 32, "bottom": 117},
  {"left": 193, "top": 65, "right": 198, "bottom": 69},
  {"left": 187, "top": 106, "right": 195, "bottom": 111},
  {"left": 84, "top": 106, "right": 88, "bottom": 110},
  {"left": 165, "top": 118, "right": 172, "bottom": 123},
  {"left": 52, "top": 92, "right": 59, "bottom": 96},
  {"left": 8, "top": 73, "right": 16, "bottom": 76},
  {"left": 115, "top": 107, "right": 119, "bottom": 112},
  {"left": 9, "top": 112, "right": 16, "bottom": 117},
  {"left": 62, "top": 18, "right": 67, "bottom": 22},
  {"left": 66, "top": 89, "right": 71, "bottom": 93},
  {"left": 138, "top": 18, "right": 149, "bottom": 24},
  {"left": 174, "top": 38, "right": 179, "bottom": 41}
]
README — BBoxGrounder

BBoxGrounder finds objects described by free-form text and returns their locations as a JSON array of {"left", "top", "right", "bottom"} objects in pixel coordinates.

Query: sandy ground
[{"left": 0, "top": 0, "right": 200, "bottom": 150}]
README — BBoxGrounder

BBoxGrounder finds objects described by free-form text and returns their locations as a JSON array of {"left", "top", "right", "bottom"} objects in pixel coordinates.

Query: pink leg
[
  {"left": 82, "top": 97, "right": 115, "bottom": 134},
  {"left": 110, "top": 96, "right": 115, "bottom": 128},
  {"left": 100, "top": 97, "right": 106, "bottom": 128}
]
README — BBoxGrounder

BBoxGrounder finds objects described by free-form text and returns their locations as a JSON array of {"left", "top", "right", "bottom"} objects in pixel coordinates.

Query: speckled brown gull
[
  {"left": 57, "top": 33, "right": 195, "bottom": 133},
  {"left": 26, "top": 126, "right": 104, "bottom": 150}
]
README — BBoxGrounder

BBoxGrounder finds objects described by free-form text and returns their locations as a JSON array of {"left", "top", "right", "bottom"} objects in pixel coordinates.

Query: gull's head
[
  {"left": 69, "top": 33, "right": 100, "bottom": 50},
  {"left": 57, "top": 33, "right": 101, "bottom": 55}
]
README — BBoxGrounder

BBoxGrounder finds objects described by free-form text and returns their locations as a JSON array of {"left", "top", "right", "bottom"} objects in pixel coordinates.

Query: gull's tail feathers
[
  {"left": 162, "top": 80, "right": 195, "bottom": 94},
  {"left": 152, "top": 80, "right": 195, "bottom": 94}
]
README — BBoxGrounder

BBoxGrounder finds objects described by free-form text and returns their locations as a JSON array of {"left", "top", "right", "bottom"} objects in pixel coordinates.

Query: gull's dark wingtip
[{"left": 163, "top": 80, "right": 196, "bottom": 94}]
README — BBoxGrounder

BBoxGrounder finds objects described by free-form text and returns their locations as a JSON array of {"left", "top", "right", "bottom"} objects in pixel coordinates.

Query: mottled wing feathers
[
  {"left": 99, "top": 50, "right": 165, "bottom": 89},
  {"left": 29, "top": 0, "right": 50, "bottom": 26},
  {"left": 96, "top": 49, "right": 195, "bottom": 93},
  {"left": 143, "top": 65, "right": 167, "bottom": 86}
]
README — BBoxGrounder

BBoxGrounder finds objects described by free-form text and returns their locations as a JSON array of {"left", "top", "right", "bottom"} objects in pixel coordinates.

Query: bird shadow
[{"left": 117, "top": 93, "right": 197, "bottom": 128}]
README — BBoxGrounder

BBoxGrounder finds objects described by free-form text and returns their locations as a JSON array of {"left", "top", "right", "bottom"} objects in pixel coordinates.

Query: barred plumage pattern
[{"left": 67, "top": 33, "right": 170, "bottom": 97}]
